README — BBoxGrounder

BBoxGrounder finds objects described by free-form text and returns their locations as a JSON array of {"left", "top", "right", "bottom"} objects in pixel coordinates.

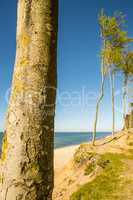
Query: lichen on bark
[
  {"left": 17, "top": 32, "right": 31, "bottom": 48},
  {"left": 1, "top": 132, "right": 8, "bottom": 162},
  {"left": 0, "top": 0, "right": 58, "bottom": 199}
]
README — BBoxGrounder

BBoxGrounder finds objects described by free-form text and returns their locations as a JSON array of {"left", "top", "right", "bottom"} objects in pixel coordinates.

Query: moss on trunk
[{"left": 0, "top": 0, "right": 58, "bottom": 199}]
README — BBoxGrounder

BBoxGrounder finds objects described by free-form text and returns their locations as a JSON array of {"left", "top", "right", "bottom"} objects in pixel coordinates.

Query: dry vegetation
[{"left": 53, "top": 131, "right": 133, "bottom": 200}]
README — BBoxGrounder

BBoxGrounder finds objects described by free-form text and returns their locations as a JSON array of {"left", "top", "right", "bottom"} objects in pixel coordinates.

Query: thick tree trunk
[{"left": 0, "top": 0, "right": 58, "bottom": 200}]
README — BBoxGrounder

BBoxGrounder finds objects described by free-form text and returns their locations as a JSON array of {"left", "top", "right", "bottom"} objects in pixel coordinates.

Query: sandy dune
[{"left": 54, "top": 145, "right": 79, "bottom": 173}]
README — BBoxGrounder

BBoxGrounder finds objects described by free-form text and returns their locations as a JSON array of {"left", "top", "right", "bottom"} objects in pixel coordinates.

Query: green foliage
[
  {"left": 120, "top": 51, "right": 133, "bottom": 74},
  {"left": 127, "top": 149, "right": 133, "bottom": 159},
  {"left": 93, "top": 9, "right": 133, "bottom": 145},
  {"left": 99, "top": 10, "right": 133, "bottom": 72},
  {"left": 98, "top": 10, "right": 133, "bottom": 139},
  {"left": 71, "top": 153, "right": 124, "bottom": 200},
  {"left": 97, "top": 153, "right": 123, "bottom": 171},
  {"left": 101, "top": 42, "right": 123, "bottom": 66},
  {"left": 99, "top": 12, "right": 119, "bottom": 38},
  {"left": 74, "top": 145, "right": 96, "bottom": 165},
  {"left": 84, "top": 162, "right": 96, "bottom": 175},
  {"left": 99, "top": 10, "right": 131, "bottom": 46}
]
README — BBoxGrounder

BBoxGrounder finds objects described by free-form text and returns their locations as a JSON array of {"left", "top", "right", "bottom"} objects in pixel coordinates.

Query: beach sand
[
  {"left": 54, "top": 145, "right": 79, "bottom": 173},
  {"left": 53, "top": 131, "right": 133, "bottom": 200}
]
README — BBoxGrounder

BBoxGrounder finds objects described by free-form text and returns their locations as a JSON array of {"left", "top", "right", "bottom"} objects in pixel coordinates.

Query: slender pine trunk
[
  {"left": 109, "top": 70, "right": 115, "bottom": 137},
  {"left": 0, "top": 0, "right": 58, "bottom": 199},
  {"left": 123, "top": 74, "right": 128, "bottom": 129},
  {"left": 92, "top": 62, "right": 105, "bottom": 145}
]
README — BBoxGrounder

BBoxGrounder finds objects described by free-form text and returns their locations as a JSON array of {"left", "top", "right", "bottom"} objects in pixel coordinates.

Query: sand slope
[{"left": 53, "top": 131, "right": 133, "bottom": 200}]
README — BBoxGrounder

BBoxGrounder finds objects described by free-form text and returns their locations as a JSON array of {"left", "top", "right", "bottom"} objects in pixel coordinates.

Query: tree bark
[
  {"left": 123, "top": 74, "right": 128, "bottom": 125},
  {"left": 93, "top": 62, "right": 105, "bottom": 145},
  {"left": 124, "top": 114, "right": 130, "bottom": 129},
  {"left": 129, "top": 110, "right": 133, "bottom": 128},
  {"left": 109, "top": 70, "right": 115, "bottom": 137},
  {"left": 0, "top": 0, "right": 58, "bottom": 200}
]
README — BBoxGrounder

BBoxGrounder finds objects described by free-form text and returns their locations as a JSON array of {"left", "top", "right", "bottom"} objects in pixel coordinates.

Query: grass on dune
[{"left": 70, "top": 153, "right": 125, "bottom": 200}]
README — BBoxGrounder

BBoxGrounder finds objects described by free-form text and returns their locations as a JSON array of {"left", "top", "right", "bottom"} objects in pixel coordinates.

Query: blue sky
[{"left": 0, "top": 0, "right": 133, "bottom": 132}]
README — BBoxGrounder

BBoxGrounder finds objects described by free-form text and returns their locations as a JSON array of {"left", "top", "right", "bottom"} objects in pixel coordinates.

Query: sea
[{"left": 0, "top": 131, "right": 111, "bottom": 150}]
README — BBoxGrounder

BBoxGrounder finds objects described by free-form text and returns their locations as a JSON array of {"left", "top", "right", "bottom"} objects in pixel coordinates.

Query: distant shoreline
[
  {"left": 0, "top": 131, "right": 112, "bottom": 149},
  {"left": 54, "top": 131, "right": 111, "bottom": 149}
]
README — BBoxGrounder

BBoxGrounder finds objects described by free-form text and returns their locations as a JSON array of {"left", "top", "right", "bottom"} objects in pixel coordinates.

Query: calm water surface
[{"left": 0, "top": 131, "right": 111, "bottom": 150}]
